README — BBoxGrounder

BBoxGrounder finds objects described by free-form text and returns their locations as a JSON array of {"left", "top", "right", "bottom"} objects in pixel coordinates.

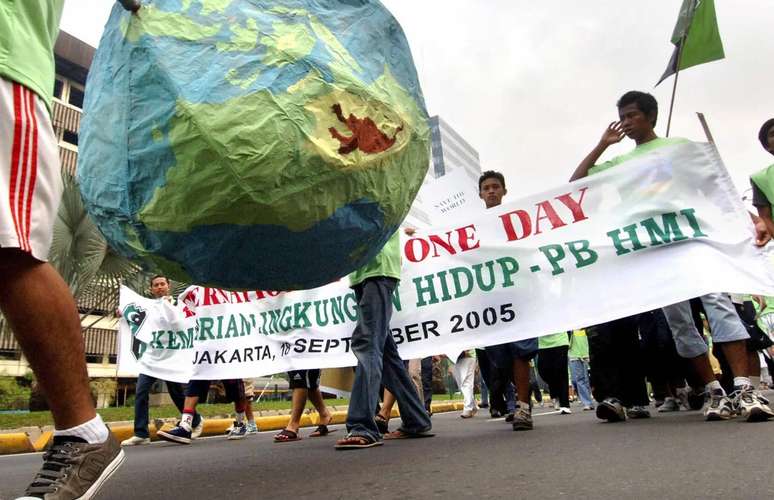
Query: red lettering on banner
[
  {"left": 404, "top": 225, "right": 480, "bottom": 263},
  {"left": 555, "top": 187, "right": 589, "bottom": 223},
  {"left": 499, "top": 210, "right": 532, "bottom": 241},
  {"left": 534, "top": 200, "right": 567, "bottom": 235},
  {"left": 202, "top": 287, "right": 221, "bottom": 306}
]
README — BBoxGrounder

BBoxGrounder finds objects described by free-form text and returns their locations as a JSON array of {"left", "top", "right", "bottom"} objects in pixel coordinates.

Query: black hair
[
  {"left": 759, "top": 118, "right": 774, "bottom": 150},
  {"left": 150, "top": 275, "right": 169, "bottom": 285},
  {"left": 617, "top": 91, "right": 658, "bottom": 127},
  {"left": 478, "top": 170, "right": 506, "bottom": 191}
]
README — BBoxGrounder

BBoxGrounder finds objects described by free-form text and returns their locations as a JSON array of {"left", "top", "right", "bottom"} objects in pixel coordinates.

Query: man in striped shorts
[{"left": 0, "top": 1, "right": 140, "bottom": 498}]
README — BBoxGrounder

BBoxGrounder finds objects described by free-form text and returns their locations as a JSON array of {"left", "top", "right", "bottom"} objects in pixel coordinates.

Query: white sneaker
[
  {"left": 191, "top": 416, "right": 205, "bottom": 439},
  {"left": 705, "top": 390, "right": 735, "bottom": 421},
  {"left": 559, "top": 407, "right": 572, "bottom": 414},
  {"left": 734, "top": 386, "right": 774, "bottom": 422},
  {"left": 658, "top": 397, "right": 680, "bottom": 412},
  {"left": 121, "top": 435, "right": 150, "bottom": 446}
]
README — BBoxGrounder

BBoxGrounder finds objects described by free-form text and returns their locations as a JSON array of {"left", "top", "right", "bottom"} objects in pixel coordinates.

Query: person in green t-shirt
[
  {"left": 536, "top": 332, "right": 571, "bottom": 413},
  {"left": 750, "top": 118, "right": 774, "bottom": 238},
  {"left": 335, "top": 231, "right": 433, "bottom": 449},
  {"left": 568, "top": 329, "right": 594, "bottom": 410}
]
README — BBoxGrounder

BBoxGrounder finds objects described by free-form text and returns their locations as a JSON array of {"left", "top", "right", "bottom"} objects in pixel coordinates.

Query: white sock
[
  {"left": 749, "top": 376, "right": 760, "bottom": 388},
  {"left": 180, "top": 412, "right": 194, "bottom": 431},
  {"left": 706, "top": 380, "right": 724, "bottom": 394},
  {"left": 54, "top": 414, "right": 109, "bottom": 444},
  {"left": 733, "top": 376, "right": 751, "bottom": 389},
  {"left": 235, "top": 411, "right": 245, "bottom": 424},
  {"left": 518, "top": 400, "right": 530, "bottom": 412}
]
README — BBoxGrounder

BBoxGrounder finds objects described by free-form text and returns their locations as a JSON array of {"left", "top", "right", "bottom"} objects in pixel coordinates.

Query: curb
[{"left": 1, "top": 401, "right": 465, "bottom": 455}]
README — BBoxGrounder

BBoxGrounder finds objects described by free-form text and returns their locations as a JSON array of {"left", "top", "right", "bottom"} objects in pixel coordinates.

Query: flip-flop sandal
[
  {"left": 334, "top": 435, "right": 383, "bottom": 450},
  {"left": 383, "top": 430, "right": 435, "bottom": 440},
  {"left": 274, "top": 429, "right": 301, "bottom": 443},
  {"left": 309, "top": 425, "right": 337, "bottom": 437}
]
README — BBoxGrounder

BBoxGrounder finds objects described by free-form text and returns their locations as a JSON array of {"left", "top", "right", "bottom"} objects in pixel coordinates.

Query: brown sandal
[
  {"left": 274, "top": 429, "right": 300, "bottom": 442},
  {"left": 334, "top": 435, "right": 383, "bottom": 449}
]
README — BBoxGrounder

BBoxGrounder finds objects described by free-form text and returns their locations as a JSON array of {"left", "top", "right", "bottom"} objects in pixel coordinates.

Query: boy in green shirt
[{"left": 750, "top": 118, "right": 774, "bottom": 238}]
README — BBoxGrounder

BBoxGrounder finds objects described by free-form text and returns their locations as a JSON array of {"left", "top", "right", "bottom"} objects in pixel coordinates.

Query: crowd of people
[{"left": 2, "top": 1, "right": 774, "bottom": 499}]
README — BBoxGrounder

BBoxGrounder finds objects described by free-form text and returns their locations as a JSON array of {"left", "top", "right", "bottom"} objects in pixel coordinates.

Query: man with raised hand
[
  {"left": 478, "top": 171, "right": 540, "bottom": 431},
  {"left": 573, "top": 90, "right": 773, "bottom": 423}
]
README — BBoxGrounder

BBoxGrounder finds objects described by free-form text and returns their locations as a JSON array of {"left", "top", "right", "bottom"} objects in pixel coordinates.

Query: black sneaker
[
  {"left": 157, "top": 425, "right": 192, "bottom": 444},
  {"left": 596, "top": 398, "right": 626, "bottom": 422},
  {"left": 21, "top": 433, "right": 124, "bottom": 499}
]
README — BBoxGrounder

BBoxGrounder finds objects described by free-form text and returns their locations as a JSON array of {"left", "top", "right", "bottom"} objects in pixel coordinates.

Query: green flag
[{"left": 657, "top": 0, "right": 725, "bottom": 85}]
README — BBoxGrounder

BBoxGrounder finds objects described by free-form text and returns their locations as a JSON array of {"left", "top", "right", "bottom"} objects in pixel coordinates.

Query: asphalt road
[{"left": 2, "top": 402, "right": 774, "bottom": 500}]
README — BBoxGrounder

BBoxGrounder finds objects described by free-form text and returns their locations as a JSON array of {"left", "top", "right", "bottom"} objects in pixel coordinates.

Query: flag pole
[{"left": 665, "top": 34, "right": 687, "bottom": 137}]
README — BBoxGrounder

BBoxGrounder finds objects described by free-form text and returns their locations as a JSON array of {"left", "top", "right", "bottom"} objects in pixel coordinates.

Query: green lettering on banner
[
  {"left": 538, "top": 244, "right": 566, "bottom": 276},
  {"left": 391, "top": 289, "right": 402, "bottom": 312},
  {"left": 472, "top": 261, "right": 496, "bottom": 292},
  {"left": 436, "top": 270, "right": 453, "bottom": 302},
  {"left": 240, "top": 314, "right": 251, "bottom": 337},
  {"left": 197, "top": 317, "right": 215, "bottom": 340},
  {"left": 280, "top": 306, "right": 293, "bottom": 331},
  {"left": 167, "top": 330, "right": 180, "bottom": 349},
  {"left": 151, "top": 330, "right": 164, "bottom": 349},
  {"left": 495, "top": 257, "right": 519, "bottom": 287},
  {"left": 224, "top": 315, "right": 239, "bottom": 338},
  {"left": 215, "top": 315, "right": 224, "bottom": 339},
  {"left": 607, "top": 223, "right": 646, "bottom": 256},
  {"left": 330, "top": 296, "right": 346, "bottom": 325},
  {"left": 641, "top": 212, "right": 688, "bottom": 246},
  {"left": 413, "top": 274, "right": 439, "bottom": 307},
  {"left": 680, "top": 208, "right": 708, "bottom": 237},
  {"left": 268, "top": 309, "right": 282, "bottom": 333},
  {"left": 180, "top": 328, "right": 194, "bottom": 348},
  {"left": 566, "top": 240, "right": 598, "bottom": 269},
  {"left": 450, "top": 266, "right": 474, "bottom": 299},
  {"left": 314, "top": 299, "right": 330, "bottom": 327},
  {"left": 344, "top": 293, "right": 358, "bottom": 320},
  {"left": 293, "top": 301, "right": 312, "bottom": 328}
]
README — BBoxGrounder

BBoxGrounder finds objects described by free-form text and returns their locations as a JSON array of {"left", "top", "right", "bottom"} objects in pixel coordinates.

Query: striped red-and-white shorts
[{"left": 0, "top": 77, "right": 62, "bottom": 262}]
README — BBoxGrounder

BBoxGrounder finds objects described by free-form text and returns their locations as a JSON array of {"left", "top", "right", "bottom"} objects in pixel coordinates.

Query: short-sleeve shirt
[
  {"left": 538, "top": 331, "right": 570, "bottom": 350},
  {"left": 0, "top": 0, "right": 64, "bottom": 110},
  {"left": 588, "top": 137, "right": 690, "bottom": 176},
  {"left": 348, "top": 231, "right": 401, "bottom": 287},
  {"left": 568, "top": 329, "right": 589, "bottom": 359}
]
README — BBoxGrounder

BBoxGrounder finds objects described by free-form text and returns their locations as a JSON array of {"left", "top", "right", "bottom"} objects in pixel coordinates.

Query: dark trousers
[
  {"left": 134, "top": 373, "right": 198, "bottom": 438},
  {"left": 587, "top": 315, "right": 649, "bottom": 407},
  {"left": 478, "top": 348, "right": 509, "bottom": 415},
  {"left": 537, "top": 346, "right": 570, "bottom": 407},
  {"left": 421, "top": 356, "right": 433, "bottom": 412},
  {"left": 639, "top": 309, "right": 690, "bottom": 400}
]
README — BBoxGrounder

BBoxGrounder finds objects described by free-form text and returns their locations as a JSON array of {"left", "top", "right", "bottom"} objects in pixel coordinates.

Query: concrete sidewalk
[{"left": 0, "top": 400, "right": 465, "bottom": 455}]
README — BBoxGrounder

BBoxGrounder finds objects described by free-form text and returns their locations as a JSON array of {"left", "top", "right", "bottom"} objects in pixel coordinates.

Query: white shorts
[{"left": 0, "top": 76, "right": 62, "bottom": 261}]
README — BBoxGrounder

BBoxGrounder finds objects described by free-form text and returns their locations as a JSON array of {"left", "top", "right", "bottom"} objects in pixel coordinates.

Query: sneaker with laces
[
  {"left": 227, "top": 422, "right": 247, "bottom": 440},
  {"left": 627, "top": 406, "right": 651, "bottom": 419},
  {"left": 246, "top": 421, "right": 258, "bottom": 435},
  {"left": 511, "top": 407, "right": 533, "bottom": 431},
  {"left": 120, "top": 435, "right": 150, "bottom": 446},
  {"left": 734, "top": 386, "right": 774, "bottom": 422},
  {"left": 19, "top": 433, "right": 124, "bottom": 500},
  {"left": 596, "top": 398, "right": 626, "bottom": 422},
  {"left": 191, "top": 416, "right": 204, "bottom": 439},
  {"left": 157, "top": 424, "right": 192, "bottom": 444},
  {"left": 704, "top": 390, "right": 734, "bottom": 421},
  {"left": 658, "top": 397, "right": 680, "bottom": 413}
]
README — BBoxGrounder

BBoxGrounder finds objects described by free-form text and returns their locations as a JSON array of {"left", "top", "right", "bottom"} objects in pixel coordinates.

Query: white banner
[{"left": 118, "top": 141, "right": 774, "bottom": 380}]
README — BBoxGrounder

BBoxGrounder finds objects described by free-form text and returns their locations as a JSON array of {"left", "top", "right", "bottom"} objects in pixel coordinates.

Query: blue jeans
[
  {"left": 569, "top": 359, "right": 594, "bottom": 407},
  {"left": 134, "top": 373, "right": 200, "bottom": 438},
  {"left": 347, "top": 278, "right": 431, "bottom": 441}
]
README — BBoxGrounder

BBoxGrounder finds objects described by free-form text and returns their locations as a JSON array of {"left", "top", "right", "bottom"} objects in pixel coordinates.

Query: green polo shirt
[
  {"left": 751, "top": 164, "right": 774, "bottom": 209},
  {"left": 348, "top": 231, "right": 401, "bottom": 287},
  {"left": 538, "top": 331, "right": 570, "bottom": 350},
  {"left": 568, "top": 329, "right": 589, "bottom": 359},
  {"left": 588, "top": 137, "right": 689, "bottom": 176},
  {"left": 0, "top": 0, "right": 64, "bottom": 110}
]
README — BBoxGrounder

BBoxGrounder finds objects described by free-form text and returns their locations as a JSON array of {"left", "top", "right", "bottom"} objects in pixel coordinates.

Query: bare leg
[
  {"left": 719, "top": 340, "right": 748, "bottom": 378},
  {"left": 308, "top": 388, "right": 332, "bottom": 424},
  {"left": 513, "top": 358, "right": 531, "bottom": 407},
  {"left": 285, "top": 388, "right": 308, "bottom": 433},
  {"left": 0, "top": 250, "right": 94, "bottom": 429},
  {"left": 378, "top": 389, "right": 397, "bottom": 420},
  {"left": 687, "top": 353, "right": 716, "bottom": 385},
  {"left": 244, "top": 399, "right": 255, "bottom": 422}
]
